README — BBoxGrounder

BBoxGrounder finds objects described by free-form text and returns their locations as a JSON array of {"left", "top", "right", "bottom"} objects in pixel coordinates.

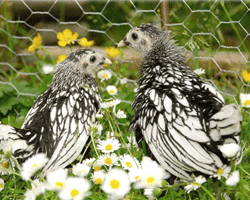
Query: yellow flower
[
  {"left": 78, "top": 38, "right": 94, "bottom": 47},
  {"left": 57, "top": 54, "right": 67, "bottom": 63},
  {"left": 57, "top": 29, "right": 79, "bottom": 47},
  {"left": 105, "top": 47, "right": 120, "bottom": 58},
  {"left": 28, "top": 33, "right": 42, "bottom": 52},
  {"left": 241, "top": 69, "right": 250, "bottom": 82}
]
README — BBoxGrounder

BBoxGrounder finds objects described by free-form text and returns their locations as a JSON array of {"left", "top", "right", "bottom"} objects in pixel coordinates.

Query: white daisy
[
  {"left": 101, "top": 99, "right": 121, "bottom": 109},
  {"left": 42, "top": 64, "right": 56, "bottom": 74},
  {"left": 114, "top": 110, "right": 127, "bottom": 119},
  {"left": 24, "top": 189, "right": 36, "bottom": 200},
  {"left": 92, "top": 170, "right": 106, "bottom": 185},
  {"left": 89, "top": 123, "right": 103, "bottom": 136},
  {"left": 140, "top": 156, "right": 154, "bottom": 167},
  {"left": 46, "top": 168, "right": 68, "bottom": 191},
  {"left": 98, "top": 153, "right": 119, "bottom": 167},
  {"left": 222, "top": 193, "right": 231, "bottom": 200},
  {"left": 96, "top": 113, "right": 103, "bottom": 118},
  {"left": 58, "top": 177, "right": 91, "bottom": 200},
  {"left": 0, "top": 178, "right": 4, "bottom": 192},
  {"left": 134, "top": 157, "right": 169, "bottom": 189},
  {"left": 128, "top": 168, "right": 142, "bottom": 183},
  {"left": 239, "top": 93, "right": 250, "bottom": 108},
  {"left": 26, "top": 179, "right": 45, "bottom": 199},
  {"left": 212, "top": 165, "right": 231, "bottom": 180},
  {"left": 106, "top": 85, "right": 118, "bottom": 96},
  {"left": 72, "top": 163, "right": 90, "bottom": 177},
  {"left": 184, "top": 175, "right": 207, "bottom": 194},
  {"left": 24, "top": 179, "right": 45, "bottom": 200},
  {"left": 101, "top": 168, "right": 131, "bottom": 200},
  {"left": 21, "top": 153, "right": 48, "bottom": 181},
  {"left": 92, "top": 160, "right": 103, "bottom": 171},
  {"left": 144, "top": 188, "right": 154, "bottom": 200},
  {"left": 97, "top": 138, "right": 121, "bottom": 154},
  {"left": 194, "top": 68, "right": 205, "bottom": 75},
  {"left": 106, "top": 131, "right": 114, "bottom": 139},
  {"left": 119, "top": 154, "right": 140, "bottom": 170},
  {"left": 0, "top": 153, "right": 15, "bottom": 175},
  {"left": 82, "top": 158, "right": 96, "bottom": 167},
  {"left": 97, "top": 70, "right": 112, "bottom": 82},
  {"left": 219, "top": 143, "right": 241, "bottom": 158},
  {"left": 126, "top": 135, "right": 138, "bottom": 148},
  {"left": 226, "top": 170, "right": 240, "bottom": 186},
  {"left": 120, "top": 77, "right": 128, "bottom": 84}
]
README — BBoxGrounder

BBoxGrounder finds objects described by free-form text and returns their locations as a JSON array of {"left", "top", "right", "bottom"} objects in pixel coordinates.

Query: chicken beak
[
  {"left": 103, "top": 58, "right": 112, "bottom": 65},
  {"left": 117, "top": 40, "right": 126, "bottom": 47}
]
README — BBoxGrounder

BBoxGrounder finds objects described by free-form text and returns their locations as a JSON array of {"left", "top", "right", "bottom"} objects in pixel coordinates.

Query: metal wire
[{"left": 0, "top": 0, "right": 249, "bottom": 113}]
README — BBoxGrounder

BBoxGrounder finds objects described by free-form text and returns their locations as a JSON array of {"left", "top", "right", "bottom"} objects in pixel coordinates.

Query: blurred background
[{"left": 0, "top": 0, "right": 250, "bottom": 126}]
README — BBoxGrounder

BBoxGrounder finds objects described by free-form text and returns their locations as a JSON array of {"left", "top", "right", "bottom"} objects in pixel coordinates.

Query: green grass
[
  {"left": 1, "top": 1, "right": 250, "bottom": 199},
  {"left": 0, "top": 57, "right": 250, "bottom": 199}
]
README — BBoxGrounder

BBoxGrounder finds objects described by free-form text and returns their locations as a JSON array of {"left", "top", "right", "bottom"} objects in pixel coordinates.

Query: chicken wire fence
[{"left": 0, "top": 0, "right": 250, "bottom": 121}]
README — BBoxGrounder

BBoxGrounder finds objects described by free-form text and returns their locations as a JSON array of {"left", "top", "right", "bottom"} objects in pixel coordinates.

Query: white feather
[
  {"left": 158, "top": 114, "right": 165, "bottom": 132},
  {"left": 173, "top": 116, "right": 210, "bottom": 142},
  {"left": 50, "top": 107, "right": 57, "bottom": 122},
  {"left": 70, "top": 118, "right": 77, "bottom": 133},
  {"left": 62, "top": 104, "right": 68, "bottom": 117}
]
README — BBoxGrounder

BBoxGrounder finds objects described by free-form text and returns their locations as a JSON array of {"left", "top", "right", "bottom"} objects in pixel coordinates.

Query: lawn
[{"left": 0, "top": 1, "right": 250, "bottom": 199}]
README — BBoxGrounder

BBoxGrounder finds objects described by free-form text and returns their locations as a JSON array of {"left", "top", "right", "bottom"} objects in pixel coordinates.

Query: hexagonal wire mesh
[{"left": 0, "top": 0, "right": 250, "bottom": 122}]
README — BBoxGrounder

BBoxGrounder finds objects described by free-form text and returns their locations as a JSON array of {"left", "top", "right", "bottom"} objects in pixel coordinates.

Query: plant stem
[
  {"left": 90, "top": 130, "right": 99, "bottom": 158},
  {"left": 221, "top": 1, "right": 248, "bottom": 54},
  {"left": 201, "top": 185, "right": 216, "bottom": 200},
  {"left": 0, "top": 165, "right": 21, "bottom": 177},
  {"left": 42, "top": 47, "right": 56, "bottom": 65},
  {"left": 79, "top": 140, "right": 92, "bottom": 163},
  {"left": 10, "top": 155, "right": 22, "bottom": 172}
]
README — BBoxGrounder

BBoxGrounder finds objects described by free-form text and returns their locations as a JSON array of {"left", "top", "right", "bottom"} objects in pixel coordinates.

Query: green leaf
[
  {"left": 0, "top": 84, "right": 14, "bottom": 97},
  {"left": 0, "top": 97, "right": 18, "bottom": 115},
  {"left": 18, "top": 96, "right": 35, "bottom": 107},
  {"left": 1, "top": 115, "right": 16, "bottom": 125}
]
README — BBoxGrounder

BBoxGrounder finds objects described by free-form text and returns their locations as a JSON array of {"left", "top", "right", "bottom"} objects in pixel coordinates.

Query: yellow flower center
[
  {"left": 55, "top": 182, "right": 64, "bottom": 188},
  {"left": 95, "top": 178, "right": 103, "bottom": 185},
  {"left": 70, "top": 189, "right": 79, "bottom": 197},
  {"left": 0, "top": 184, "right": 3, "bottom": 188},
  {"left": 94, "top": 166, "right": 101, "bottom": 171},
  {"left": 110, "top": 179, "right": 120, "bottom": 189},
  {"left": 104, "top": 158, "right": 112, "bottom": 165},
  {"left": 147, "top": 177, "right": 155, "bottom": 184},
  {"left": 1, "top": 162, "right": 9, "bottom": 169},
  {"left": 217, "top": 168, "right": 224, "bottom": 175},
  {"left": 244, "top": 100, "right": 250, "bottom": 106},
  {"left": 125, "top": 161, "right": 132, "bottom": 168},
  {"left": 192, "top": 182, "right": 199, "bottom": 186},
  {"left": 134, "top": 176, "right": 140, "bottom": 180},
  {"left": 103, "top": 74, "right": 109, "bottom": 78},
  {"left": 31, "top": 164, "right": 38, "bottom": 169},
  {"left": 105, "top": 144, "right": 113, "bottom": 151},
  {"left": 109, "top": 90, "right": 115, "bottom": 94}
]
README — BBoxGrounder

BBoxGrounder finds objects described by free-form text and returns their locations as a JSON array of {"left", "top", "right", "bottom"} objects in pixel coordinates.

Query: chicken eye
[
  {"left": 131, "top": 33, "right": 138, "bottom": 41},
  {"left": 90, "top": 56, "right": 96, "bottom": 63}
]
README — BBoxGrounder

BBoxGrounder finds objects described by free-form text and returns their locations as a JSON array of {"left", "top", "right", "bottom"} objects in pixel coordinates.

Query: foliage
[{"left": 0, "top": 1, "right": 250, "bottom": 199}]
